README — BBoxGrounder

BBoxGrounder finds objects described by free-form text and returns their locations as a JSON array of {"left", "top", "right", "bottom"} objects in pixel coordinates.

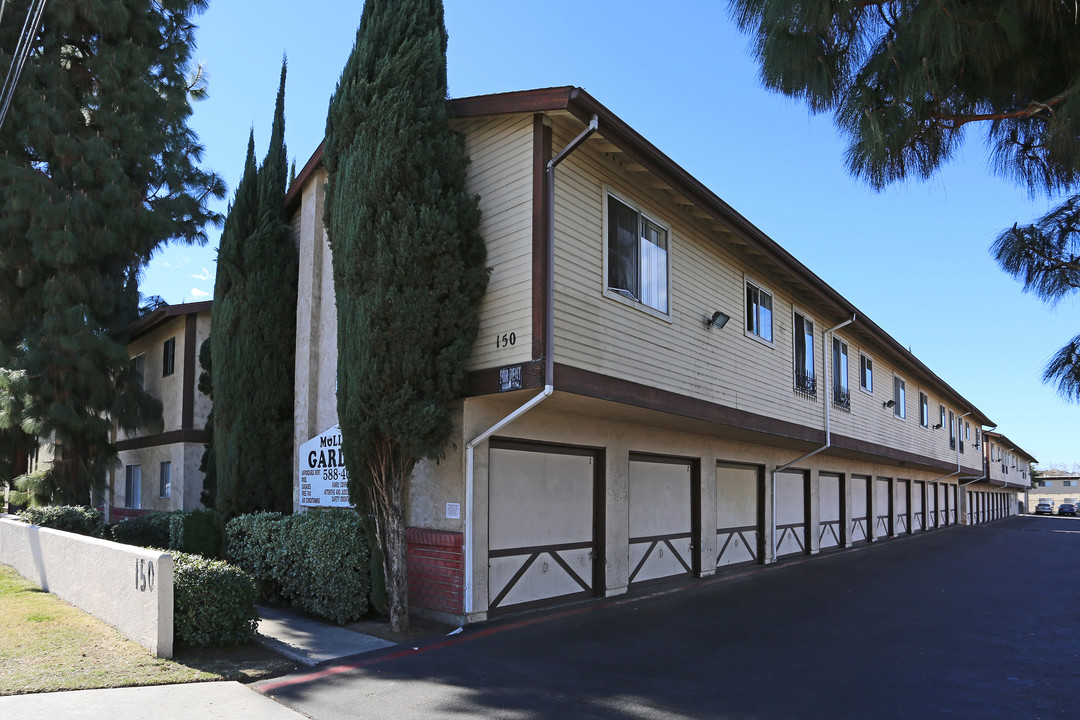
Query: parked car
[
  {"left": 1058, "top": 503, "right": 1077, "bottom": 516},
  {"left": 1035, "top": 502, "right": 1055, "bottom": 515}
]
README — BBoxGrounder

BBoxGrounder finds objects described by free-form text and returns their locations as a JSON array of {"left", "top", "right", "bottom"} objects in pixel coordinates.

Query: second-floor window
[
  {"left": 859, "top": 353, "right": 873, "bottom": 393},
  {"left": 745, "top": 279, "right": 773, "bottom": 342},
  {"left": 893, "top": 376, "right": 906, "bottom": 418},
  {"left": 832, "top": 338, "right": 849, "bottom": 408},
  {"left": 949, "top": 410, "right": 956, "bottom": 449},
  {"left": 606, "top": 194, "right": 668, "bottom": 313},
  {"left": 919, "top": 392, "right": 929, "bottom": 427},
  {"left": 131, "top": 354, "right": 146, "bottom": 389},
  {"left": 793, "top": 311, "right": 815, "bottom": 397},
  {"left": 163, "top": 337, "right": 176, "bottom": 377}
]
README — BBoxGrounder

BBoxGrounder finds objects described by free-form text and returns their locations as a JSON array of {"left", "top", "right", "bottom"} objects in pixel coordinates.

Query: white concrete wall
[{"left": 0, "top": 515, "right": 173, "bottom": 657}]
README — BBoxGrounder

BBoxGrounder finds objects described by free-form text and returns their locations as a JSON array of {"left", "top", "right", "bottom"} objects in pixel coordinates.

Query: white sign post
[{"left": 298, "top": 424, "right": 354, "bottom": 508}]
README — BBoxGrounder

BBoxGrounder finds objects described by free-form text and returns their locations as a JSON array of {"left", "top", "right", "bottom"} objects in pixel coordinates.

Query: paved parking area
[{"left": 259, "top": 516, "right": 1080, "bottom": 720}]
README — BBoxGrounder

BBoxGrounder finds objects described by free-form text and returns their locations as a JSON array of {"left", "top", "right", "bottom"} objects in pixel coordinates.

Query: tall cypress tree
[
  {"left": 0, "top": 0, "right": 223, "bottom": 502},
  {"left": 212, "top": 61, "right": 297, "bottom": 519},
  {"left": 324, "top": 0, "right": 489, "bottom": 631}
]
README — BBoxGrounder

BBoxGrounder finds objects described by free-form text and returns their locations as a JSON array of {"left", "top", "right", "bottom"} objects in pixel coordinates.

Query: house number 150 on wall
[
  {"left": 495, "top": 332, "right": 516, "bottom": 349},
  {"left": 135, "top": 558, "right": 155, "bottom": 592}
]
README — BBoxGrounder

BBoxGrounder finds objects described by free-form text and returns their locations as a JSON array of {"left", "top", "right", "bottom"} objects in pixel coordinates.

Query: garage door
[
  {"left": 488, "top": 442, "right": 600, "bottom": 614},
  {"left": 875, "top": 478, "right": 892, "bottom": 539},
  {"left": 819, "top": 473, "right": 842, "bottom": 550},
  {"left": 629, "top": 455, "right": 697, "bottom": 586},
  {"left": 776, "top": 470, "right": 808, "bottom": 558},
  {"left": 716, "top": 463, "right": 760, "bottom": 568},
  {"left": 913, "top": 481, "right": 925, "bottom": 532},
  {"left": 850, "top": 475, "right": 871, "bottom": 544},
  {"left": 896, "top": 479, "right": 910, "bottom": 534}
]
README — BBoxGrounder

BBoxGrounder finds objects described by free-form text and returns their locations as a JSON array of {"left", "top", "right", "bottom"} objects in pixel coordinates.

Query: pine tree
[
  {"left": 324, "top": 0, "right": 489, "bottom": 631},
  {"left": 0, "top": 0, "right": 223, "bottom": 502},
  {"left": 730, "top": 0, "right": 1080, "bottom": 397},
  {"left": 212, "top": 61, "right": 297, "bottom": 520}
]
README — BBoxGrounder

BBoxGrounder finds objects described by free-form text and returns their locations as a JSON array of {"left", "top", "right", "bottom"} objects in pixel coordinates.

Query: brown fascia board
[
  {"left": 983, "top": 431, "right": 1038, "bottom": 464},
  {"left": 280, "top": 85, "right": 993, "bottom": 426},
  {"left": 127, "top": 300, "right": 212, "bottom": 342}
]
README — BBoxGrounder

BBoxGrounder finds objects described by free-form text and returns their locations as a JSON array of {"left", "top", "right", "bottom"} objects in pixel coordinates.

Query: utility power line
[{"left": 0, "top": 0, "right": 49, "bottom": 133}]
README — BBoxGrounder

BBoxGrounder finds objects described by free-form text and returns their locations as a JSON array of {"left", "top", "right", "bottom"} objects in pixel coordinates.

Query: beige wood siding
[
  {"left": 453, "top": 114, "right": 535, "bottom": 371},
  {"left": 544, "top": 115, "right": 976, "bottom": 467}
]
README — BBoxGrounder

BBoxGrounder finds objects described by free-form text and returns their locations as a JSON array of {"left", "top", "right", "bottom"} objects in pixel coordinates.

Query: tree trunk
[{"left": 369, "top": 440, "right": 412, "bottom": 632}]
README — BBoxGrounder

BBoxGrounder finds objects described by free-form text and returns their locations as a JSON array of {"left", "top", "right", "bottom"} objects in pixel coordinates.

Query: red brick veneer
[{"left": 406, "top": 527, "right": 464, "bottom": 615}]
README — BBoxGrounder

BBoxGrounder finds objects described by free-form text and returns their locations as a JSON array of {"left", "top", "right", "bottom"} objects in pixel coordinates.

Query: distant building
[
  {"left": 1024, "top": 471, "right": 1080, "bottom": 514},
  {"left": 108, "top": 301, "right": 211, "bottom": 517}
]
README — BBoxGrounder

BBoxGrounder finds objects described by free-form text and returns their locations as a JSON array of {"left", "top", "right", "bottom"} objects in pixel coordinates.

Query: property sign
[{"left": 298, "top": 424, "right": 353, "bottom": 507}]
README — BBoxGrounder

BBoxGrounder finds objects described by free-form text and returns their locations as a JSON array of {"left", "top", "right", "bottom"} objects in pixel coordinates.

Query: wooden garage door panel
[
  {"left": 819, "top": 473, "right": 841, "bottom": 549},
  {"left": 776, "top": 471, "right": 806, "bottom": 558},
  {"left": 488, "top": 447, "right": 595, "bottom": 611},
  {"left": 629, "top": 459, "right": 692, "bottom": 585},
  {"left": 851, "top": 476, "right": 870, "bottom": 543},
  {"left": 717, "top": 464, "right": 760, "bottom": 568},
  {"left": 489, "top": 448, "right": 593, "bottom": 551}
]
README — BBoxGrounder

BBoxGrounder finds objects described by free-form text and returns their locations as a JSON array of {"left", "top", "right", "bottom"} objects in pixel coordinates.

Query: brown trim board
[
  {"left": 532, "top": 114, "right": 551, "bottom": 363},
  {"left": 553, "top": 364, "right": 983, "bottom": 476},
  {"left": 116, "top": 429, "right": 207, "bottom": 452}
]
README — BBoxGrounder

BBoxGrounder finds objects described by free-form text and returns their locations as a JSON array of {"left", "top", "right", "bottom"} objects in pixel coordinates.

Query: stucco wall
[{"left": 0, "top": 515, "right": 173, "bottom": 657}]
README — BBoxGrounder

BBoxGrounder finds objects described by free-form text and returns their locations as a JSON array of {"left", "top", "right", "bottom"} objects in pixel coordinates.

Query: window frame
[
  {"left": 859, "top": 353, "right": 874, "bottom": 394},
  {"left": 744, "top": 276, "right": 775, "bottom": 345},
  {"left": 131, "top": 353, "right": 146, "bottom": 389},
  {"left": 125, "top": 464, "right": 141, "bottom": 510},
  {"left": 162, "top": 337, "right": 176, "bottom": 377},
  {"left": 949, "top": 410, "right": 956, "bottom": 449},
  {"left": 159, "top": 460, "right": 171, "bottom": 499},
  {"left": 919, "top": 392, "right": 929, "bottom": 428},
  {"left": 603, "top": 188, "right": 672, "bottom": 319},
  {"left": 892, "top": 375, "right": 906, "bottom": 419},
  {"left": 792, "top": 308, "right": 817, "bottom": 398},
  {"left": 832, "top": 337, "right": 850, "bottom": 408}
]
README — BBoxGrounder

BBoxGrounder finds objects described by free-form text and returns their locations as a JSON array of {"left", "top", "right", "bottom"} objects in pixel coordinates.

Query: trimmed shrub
[
  {"left": 224, "top": 511, "right": 284, "bottom": 603},
  {"left": 18, "top": 506, "right": 103, "bottom": 537},
  {"left": 168, "top": 508, "right": 221, "bottom": 558},
  {"left": 111, "top": 511, "right": 172, "bottom": 549},
  {"left": 225, "top": 509, "right": 371, "bottom": 624},
  {"left": 172, "top": 551, "right": 259, "bottom": 647}
]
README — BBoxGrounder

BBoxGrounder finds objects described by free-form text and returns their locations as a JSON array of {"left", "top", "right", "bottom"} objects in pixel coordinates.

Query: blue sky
[{"left": 144, "top": 0, "right": 1078, "bottom": 467}]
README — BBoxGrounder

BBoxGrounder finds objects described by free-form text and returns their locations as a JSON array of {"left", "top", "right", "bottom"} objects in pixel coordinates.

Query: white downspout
[
  {"left": 462, "top": 115, "right": 598, "bottom": 615},
  {"left": 769, "top": 314, "right": 855, "bottom": 563}
]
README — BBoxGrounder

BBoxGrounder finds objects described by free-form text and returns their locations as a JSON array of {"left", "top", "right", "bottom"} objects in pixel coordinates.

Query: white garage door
[
  {"left": 913, "top": 481, "right": 925, "bottom": 532},
  {"left": 629, "top": 456, "right": 695, "bottom": 586},
  {"left": 875, "top": 478, "right": 892, "bottom": 539},
  {"left": 717, "top": 463, "right": 760, "bottom": 568},
  {"left": 850, "top": 475, "right": 870, "bottom": 544},
  {"left": 819, "top": 473, "right": 842, "bottom": 550},
  {"left": 488, "top": 443, "right": 598, "bottom": 614},
  {"left": 896, "top": 479, "right": 910, "bottom": 534},
  {"left": 776, "top": 470, "right": 807, "bottom": 558}
]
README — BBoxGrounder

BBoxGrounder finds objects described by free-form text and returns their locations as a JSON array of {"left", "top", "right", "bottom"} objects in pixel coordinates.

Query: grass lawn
[{"left": 0, "top": 564, "right": 294, "bottom": 696}]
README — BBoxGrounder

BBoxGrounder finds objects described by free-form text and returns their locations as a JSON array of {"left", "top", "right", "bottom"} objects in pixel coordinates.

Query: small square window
[{"left": 163, "top": 337, "right": 176, "bottom": 377}]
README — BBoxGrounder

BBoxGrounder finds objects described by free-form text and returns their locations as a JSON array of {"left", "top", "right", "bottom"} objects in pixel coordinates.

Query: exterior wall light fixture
[
  {"left": 883, "top": 399, "right": 896, "bottom": 409},
  {"left": 706, "top": 310, "right": 730, "bottom": 330}
]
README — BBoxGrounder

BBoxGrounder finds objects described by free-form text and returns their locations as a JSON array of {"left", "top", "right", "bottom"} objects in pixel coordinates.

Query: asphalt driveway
[{"left": 258, "top": 515, "right": 1080, "bottom": 720}]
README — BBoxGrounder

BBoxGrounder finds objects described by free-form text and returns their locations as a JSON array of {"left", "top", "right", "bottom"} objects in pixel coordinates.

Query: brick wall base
[{"left": 406, "top": 527, "right": 463, "bottom": 617}]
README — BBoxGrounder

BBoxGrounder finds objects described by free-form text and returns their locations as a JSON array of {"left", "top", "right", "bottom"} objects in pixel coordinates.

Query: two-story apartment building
[
  {"left": 287, "top": 87, "right": 1026, "bottom": 625},
  {"left": 973, "top": 431, "right": 1035, "bottom": 519},
  {"left": 1025, "top": 472, "right": 1080, "bottom": 514},
  {"left": 109, "top": 301, "right": 212, "bottom": 516}
]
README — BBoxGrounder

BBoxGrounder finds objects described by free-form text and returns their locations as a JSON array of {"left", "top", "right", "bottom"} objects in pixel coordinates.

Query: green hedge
[
  {"left": 226, "top": 509, "right": 371, "bottom": 624},
  {"left": 17, "top": 506, "right": 104, "bottom": 537},
  {"left": 172, "top": 551, "right": 259, "bottom": 647},
  {"left": 110, "top": 511, "right": 172, "bottom": 549},
  {"left": 168, "top": 509, "right": 221, "bottom": 558}
]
